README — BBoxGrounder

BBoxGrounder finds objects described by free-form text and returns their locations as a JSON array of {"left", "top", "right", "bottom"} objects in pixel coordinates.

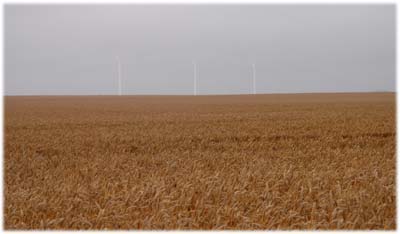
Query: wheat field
[{"left": 4, "top": 93, "right": 396, "bottom": 230}]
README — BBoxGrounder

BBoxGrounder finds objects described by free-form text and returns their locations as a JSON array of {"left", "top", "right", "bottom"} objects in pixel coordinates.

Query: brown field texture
[{"left": 4, "top": 93, "right": 396, "bottom": 230}]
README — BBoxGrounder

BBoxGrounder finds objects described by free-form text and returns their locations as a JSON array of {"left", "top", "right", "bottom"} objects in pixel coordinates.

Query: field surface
[{"left": 4, "top": 93, "right": 396, "bottom": 230}]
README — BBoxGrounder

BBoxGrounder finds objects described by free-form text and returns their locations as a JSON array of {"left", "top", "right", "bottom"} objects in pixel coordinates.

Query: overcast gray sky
[{"left": 5, "top": 4, "right": 395, "bottom": 95}]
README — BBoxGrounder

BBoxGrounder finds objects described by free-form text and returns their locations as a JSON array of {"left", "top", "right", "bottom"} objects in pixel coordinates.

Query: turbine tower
[
  {"left": 193, "top": 61, "right": 197, "bottom": 96},
  {"left": 252, "top": 63, "right": 256, "bottom": 95},
  {"left": 116, "top": 56, "right": 122, "bottom": 96}
]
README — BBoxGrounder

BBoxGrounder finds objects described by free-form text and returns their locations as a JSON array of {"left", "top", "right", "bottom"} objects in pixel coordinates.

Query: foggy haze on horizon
[{"left": 4, "top": 4, "right": 396, "bottom": 95}]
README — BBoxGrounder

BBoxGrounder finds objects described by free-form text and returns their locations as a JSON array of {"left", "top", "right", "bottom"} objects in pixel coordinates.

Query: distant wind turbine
[
  {"left": 193, "top": 61, "right": 197, "bottom": 96},
  {"left": 252, "top": 63, "right": 256, "bottom": 95},
  {"left": 116, "top": 56, "right": 122, "bottom": 96}
]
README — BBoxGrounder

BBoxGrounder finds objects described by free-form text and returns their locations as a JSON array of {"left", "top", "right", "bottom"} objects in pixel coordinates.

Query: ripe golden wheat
[{"left": 4, "top": 93, "right": 396, "bottom": 230}]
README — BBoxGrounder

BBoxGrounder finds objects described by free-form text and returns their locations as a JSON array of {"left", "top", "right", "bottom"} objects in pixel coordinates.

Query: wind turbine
[
  {"left": 252, "top": 63, "right": 256, "bottom": 95},
  {"left": 116, "top": 56, "right": 122, "bottom": 96},
  {"left": 193, "top": 61, "right": 197, "bottom": 96}
]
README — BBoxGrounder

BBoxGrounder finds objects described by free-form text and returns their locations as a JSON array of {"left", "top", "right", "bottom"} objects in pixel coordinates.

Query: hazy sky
[{"left": 5, "top": 4, "right": 395, "bottom": 95}]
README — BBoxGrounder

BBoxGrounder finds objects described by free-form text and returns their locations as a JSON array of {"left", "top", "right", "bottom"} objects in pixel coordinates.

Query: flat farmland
[{"left": 4, "top": 93, "right": 396, "bottom": 230}]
